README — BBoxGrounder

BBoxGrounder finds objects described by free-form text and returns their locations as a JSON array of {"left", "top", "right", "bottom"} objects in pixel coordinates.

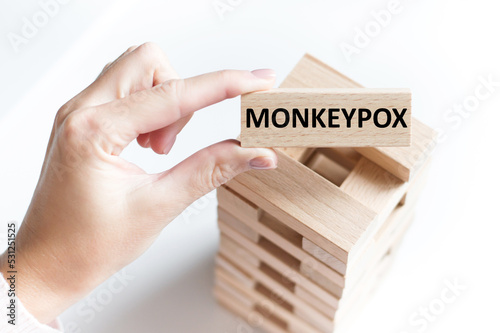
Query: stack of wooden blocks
[{"left": 213, "top": 54, "right": 436, "bottom": 333}]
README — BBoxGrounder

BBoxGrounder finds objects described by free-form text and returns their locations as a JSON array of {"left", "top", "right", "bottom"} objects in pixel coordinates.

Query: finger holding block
[{"left": 240, "top": 88, "right": 412, "bottom": 148}]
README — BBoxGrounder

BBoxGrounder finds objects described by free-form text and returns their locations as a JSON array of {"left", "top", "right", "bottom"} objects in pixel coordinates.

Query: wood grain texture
[
  {"left": 215, "top": 275, "right": 255, "bottom": 308},
  {"left": 215, "top": 255, "right": 255, "bottom": 290},
  {"left": 355, "top": 118, "right": 437, "bottom": 181},
  {"left": 312, "top": 147, "right": 361, "bottom": 172},
  {"left": 241, "top": 88, "right": 411, "bottom": 147},
  {"left": 217, "top": 185, "right": 262, "bottom": 222},
  {"left": 218, "top": 219, "right": 341, "bottom": 308},
  {"left": 302, "top": 179, "right": 418, "bottom": 296},
  {"left": 217, "top": 187, "right": 345, "bottom": 288},
  {"left": 340, "top": 157, "right": 408, "bottom": 261},
  {"left": 301, "top": 156, "right": 408, "bottom": 276},
  {"left": 214, "top": 286, "right": 289, "bottom": 333},
  {"left": 343, "top": 197, "right": 417, "bottom": 294},
  {"left": 291, "top": 304, "right": 334, "bottom": 333},
  {"left": 299, "top": 261, "right": 344, "bottom": 298},
  {"left": 294, "top": 285, "right": 337, "bottom": 319},
  {"left": 216, "top": 267, "right": 324, "bottom": 333},
  {"left": 302, "top": 237, "right": 347, "bottom": 276},
  {"left": 227, "top": 149, "right": 377, "bottom": 263},
  {"left": 276, "top": 54, "right": 360, "bottom": 162},
  {"left": 216, "top": 252, "right": 334, "bottom": 332},
  {"left": 305, "top": 151, "right": 351, "bottom": 187},
  {"left": 218, "top": 207, "right": 260, "bottom": 243},
  {"left": 219, "top": 231, "right": 261, "bottom": 267},
  {"left": 343, "top": 211, "right": 414, "bottom": 298},
  {"left": 275, "top": 53, "right": 436, "bottom": 182}
]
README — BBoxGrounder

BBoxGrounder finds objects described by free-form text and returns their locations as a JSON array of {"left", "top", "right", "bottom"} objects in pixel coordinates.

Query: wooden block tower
[{"left": 213, "top": 54, "right": 437, "bottom": 333}]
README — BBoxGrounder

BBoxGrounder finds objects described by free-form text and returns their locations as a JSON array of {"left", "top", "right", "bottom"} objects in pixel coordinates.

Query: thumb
[{"left": 157, "top": 139, "right": 277, "bottom": 207}]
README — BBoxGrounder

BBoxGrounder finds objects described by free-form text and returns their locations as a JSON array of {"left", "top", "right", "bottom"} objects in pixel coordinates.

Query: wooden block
[
  {"left": 215, "top": 276, "right": 254, "bottom": 309},
  {"left": 334, "top": 258, "right": 395, "bottom": 333},
  {"left": 353, "top": 193, "right": 416, "bottom": 268},
  {"left": 227, "top": 149, "right": 377, "bottom": 263},
  {"left": 275, "top": 53, "right": 436, "bottom": 182},
  {"left": 299, "top": 261, "right": 344, "bottom": 298},
  {"left": 218, "top": 237, "right": 259, "bottom": 268},
  {"left": 219, "top": 219, "right": 340, "bottom": 308},
  {"left": 343, "top": 209, "right": 415, "bottom": 296},
  {"left": 340, "top": 157, "right": 408, "bottom": 261},
  {"left": 341, "top": 157, "right": 407, "bottom": 223},
  {"left": 217, "top": 252, "right": 335, "bottom": 332},
  {"left": 216, "top": 189, "right": 345, "bottom": 289},
  {"left": 214, "top": 286, "right": 253, "bottom": 319},
  {"left": 301, "top": 154, "right": 411, "bottom": 278},
  {"left": 217, "top": 185, "right": 262, "bottom": 222},
  {"left": 216, "top": 267, "right": 324, "bottom": 333},
  {"left": 335, "top": 235, "right": 406, "bottom": 331},
  {"left": 294, "top": 285, "right": 337, "bottom": 319},
  {"left": 302, "top": 160, "right": 410, "bottom": 279},
  {"left": 254, "top": 302, "right": 291, "bottom": 333},
  {"left": 302, "top": 237, "right": 347, "bottom": 276},
  {"left": 279, "top": 147, "right": 315, "bottom": 163},
  {"left": 313, "top": 147, "right": 361, "bottom": 171},
  {"left": 276, "top": 54, "right": 361, "bottom": 161},
  {"left": 259, "top": 261, "right": 296, "bottom": 292},
  {"left": 259, "top": 212, "right": 302, "bottom": 248},
  {"left": 350, "top": 222, "right": 409, "bottom": 304},
  {"left": 218, "top": 251, "right": 336, "bottom": 325},
  {"left": 215, "top": 255, "right": 255, "bottom": 290},
  {"left": 302, "top": 194, "right": 416, "bottom": 315},
  {"left": 217, "top": 53, "right": 435, "bottom": 331},
  {"left": 214, "top": 286, "right": 289, "bottom": 333},
  {"left": 219, "top": 232, "right": 260, "bottom": 267},
  {"left": 297, "top": 156, "right": 409, "bottom": 279},
  {"left": 305, "top": 151, "right": 351, "bottom": 187},
  {"left": 291, "top": 305, "right": 334, "bottom": 333},
  {"left": 355, "top": 118, "right": 437, "bottom": 181},
  {"left": 241, "top": 88, "right": 412, "bottom": 148},
  {"left": 257, "top": 213, "right": 345, "bottom": 289},
  {"left": 343, "top": 222, "right": 413, "bottom": 304},
  {"left": 218, "top": 207, "right": 260, "bottom": 243}
]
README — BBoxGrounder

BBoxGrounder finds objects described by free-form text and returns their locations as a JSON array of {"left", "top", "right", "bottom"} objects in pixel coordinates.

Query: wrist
[{"left": 0, "top": 221, "right": 100, "bottom": 324}]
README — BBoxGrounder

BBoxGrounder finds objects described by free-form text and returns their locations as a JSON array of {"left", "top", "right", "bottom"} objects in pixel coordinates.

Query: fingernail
[
  {"left": 249, "top": 156, "right": 277, "bottom": 170},
  {"left": 251, "top": 69, "right": 276, "bottom": 80}
]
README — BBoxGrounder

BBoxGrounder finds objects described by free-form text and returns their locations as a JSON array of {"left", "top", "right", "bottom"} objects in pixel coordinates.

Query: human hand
[{"left": 0, "top": 43, "right": 277, "bottom": 323}]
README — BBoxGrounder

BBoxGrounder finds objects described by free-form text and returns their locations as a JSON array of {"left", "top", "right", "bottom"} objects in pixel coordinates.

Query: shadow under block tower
[{"left": 213, "top": 54, "right": 437, "bottom": 333}]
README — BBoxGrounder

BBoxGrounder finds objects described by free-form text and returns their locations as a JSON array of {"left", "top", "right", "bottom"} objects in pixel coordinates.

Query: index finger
[{"left": 96, "top": 69, "right": 276, "bottom": 149}]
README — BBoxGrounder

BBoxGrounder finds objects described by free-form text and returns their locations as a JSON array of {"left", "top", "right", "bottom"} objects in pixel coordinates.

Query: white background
[{"left": 1, "top": 0, "right": 499, "bottom": 332}]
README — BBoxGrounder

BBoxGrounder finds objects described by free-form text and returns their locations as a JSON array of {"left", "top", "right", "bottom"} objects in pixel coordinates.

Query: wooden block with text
[{"left": 241, "top": 88, "right": 412, "bottom": 147}]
